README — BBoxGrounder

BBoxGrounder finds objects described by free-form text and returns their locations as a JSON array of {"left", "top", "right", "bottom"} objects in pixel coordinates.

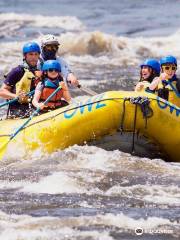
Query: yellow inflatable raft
[{"left": 0, "top": 91, "right": 179, "bottom": 161}]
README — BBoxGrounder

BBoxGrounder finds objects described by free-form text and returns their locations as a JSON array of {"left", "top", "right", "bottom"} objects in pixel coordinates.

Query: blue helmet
[
  {"left": 140, "top": 58, "right": 161, "bottom": 75},
  {"left": 23, "top": 42, "right": 40, "bottom": 54},
  {"left": 160, "top": 55, "right": 177, "bottom": 66},
  {"left": 42, "top": 60, "right": 61, "bottom": 72}
]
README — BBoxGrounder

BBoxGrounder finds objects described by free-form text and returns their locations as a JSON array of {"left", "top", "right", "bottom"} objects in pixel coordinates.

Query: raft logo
[
  {"left": 64, "top": 93, "right": 107, "bottom": 119},
  {"left": 157, "top": 97, "right": 180, "bottom": 117}
]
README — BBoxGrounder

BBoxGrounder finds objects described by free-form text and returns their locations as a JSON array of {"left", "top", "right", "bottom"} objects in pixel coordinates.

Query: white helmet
[{"left": 41, "top": 34, "right": 60, "bottom": 47}]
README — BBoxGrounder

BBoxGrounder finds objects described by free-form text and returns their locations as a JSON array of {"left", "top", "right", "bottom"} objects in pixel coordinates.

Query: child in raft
[{"left": 32, "top": 60, "right": 71, "bottom": 112}]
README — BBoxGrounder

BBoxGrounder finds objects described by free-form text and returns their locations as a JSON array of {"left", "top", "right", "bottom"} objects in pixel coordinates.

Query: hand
[
  {"left": 34, "top": 70, "right": 42, "bottom": 78},
  {"left": 37, "top": 102, "right": 47, "bottom": 110},
  {"left": 18, "top": 91, "right": 29, "bottom": 103},
  {"left": 136, "top": 83, "right": 144, "bottom": 91},
  {"left": 160, "top": 73, "right": 169, "bottom": 80},
  {"left": 60, "top": 82, "right": 68, "bottom": 91},
  {"left": 67, "top": 73, "right": 79, "bottom": 87}
]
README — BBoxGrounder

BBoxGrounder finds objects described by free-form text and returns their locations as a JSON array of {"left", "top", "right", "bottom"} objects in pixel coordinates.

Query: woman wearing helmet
[
  {"left": 32, "top": 60, "right": 71, "bottom": 112},
  {"left": 39, "top": 34, "right": 79, "bottom": 87},
  {"left": 135, "top": 58, "right": 160, "bottom": 92},
  {"left": 148, "top": 55, "right": 180, "bottom": 106},
  {"left": 0, "top": 42, "right": 41, "bottom": 118}
]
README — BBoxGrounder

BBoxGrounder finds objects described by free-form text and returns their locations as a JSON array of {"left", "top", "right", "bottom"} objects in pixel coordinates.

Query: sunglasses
[
  {"left": 48, "top": 69, "right": 59, "bottom": 72},
  {"left": 162, "top": 65, "right": 177, "bottom": 71},
  {"left": 45, "top": 45, "right": 58, "bottom": 51}
]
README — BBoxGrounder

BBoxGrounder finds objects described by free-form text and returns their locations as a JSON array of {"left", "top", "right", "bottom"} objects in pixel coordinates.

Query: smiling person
[
  {"left": 135, "top": 59, "right": 160, "bottom": 92},
  {"left": 0, "top": 42, "right": 41, "bottom": 118},
  {"left": 32, "top": 60, "right": 71, "bottom": 113},
  {"left": 148, "top": 55, "right": 180, "bottom": 106},
  {"left": 39, "top": 34, "right": 79, "bottom": 87}
]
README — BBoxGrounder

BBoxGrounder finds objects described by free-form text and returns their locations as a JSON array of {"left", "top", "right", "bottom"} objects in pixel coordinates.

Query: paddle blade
[{"left": 0, "top": 136, "right": 10, "bottom": 160}]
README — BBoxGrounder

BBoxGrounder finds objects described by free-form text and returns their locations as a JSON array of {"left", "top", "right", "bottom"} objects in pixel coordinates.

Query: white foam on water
[
  {"left": 0, "top": 170, "right": 94, "bottom": 195},
  {"left": 0, "top": 144, "right": 179, "bottom": 203},
  {"left": 0, "top": 227, "right": 113, "bottom": 240},
  {"left": 1, "top": 145, "right": 179, "bottom": 196},
  {"left": 96, "top": 213, "right": 175, "bottom": 230},
  {"left": 0, "top": 210, "right": 114, "bottom": 240},
  {"left": 0, "top": 210, "right": 177, "bottom": 240},
  {"left": 0, "top": 146, "right": 126, "bottom": 194},
  {"left": 21, "top": 171, "right": 88, "bottom": 194},
  {"left": 1, "top": 29, "right": 180, "bottom": 77},
  {"left": 0, "top": 13, "right": 85, "bottom": 31},
  {"left": 106, "top": 184, "right": 180, "bottom": 205},
  {"left": 59, "top": 30, "right": 180, "bottom": 68},
  {"left": 0, "top": 179, "right": 29, "bottom": 190}
]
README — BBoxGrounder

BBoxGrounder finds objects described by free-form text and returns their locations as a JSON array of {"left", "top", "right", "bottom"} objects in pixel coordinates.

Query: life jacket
[
  {"left": 40, "top": 78, "right": 64, "bottom": 109},
  {"left": 157, "top": 76, "right": 180, "bottom": 107},
  {"left": 15, "top": 68, "right": 35, "bottom": 94},
  {"left": 15, "top": 67, "right": 41, "bottom": 103}
]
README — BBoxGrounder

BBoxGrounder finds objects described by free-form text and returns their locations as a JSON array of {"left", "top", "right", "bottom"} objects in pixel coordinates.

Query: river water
[{"left": 0, "top": 0, "right": 180, "bottom": 239}]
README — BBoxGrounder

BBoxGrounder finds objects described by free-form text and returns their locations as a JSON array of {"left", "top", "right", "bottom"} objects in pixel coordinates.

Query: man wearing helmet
[
  {"left": 39, "top": 34, "right": 79, "bottom": 87},
  {"left": 0, "top": 42, "right": 41, "bottom": 118}
]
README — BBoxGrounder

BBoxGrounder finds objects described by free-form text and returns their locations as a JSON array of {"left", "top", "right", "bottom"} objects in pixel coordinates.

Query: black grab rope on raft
[
  {"left": 119, "top": 97, "right": 130, "bottom": 134},
  {"left": 130, "top": 96, "right": 153, "bottom": 123},
  {"left": 120, "top": 96, "right": 153, "bottom": 132},
  {"left": 119, "top": 96, "right": 153, "bottom": 154},
  {"left": 132, "top": 103, "right": 138, "bottom": 154}
]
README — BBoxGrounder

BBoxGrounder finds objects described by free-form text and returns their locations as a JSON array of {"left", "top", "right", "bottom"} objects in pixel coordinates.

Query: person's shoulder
[
  {"left": 56, "top": 56, "right": 66, "bottom": 64},
  {"left": 174, "top": 75, "right": 179, "bottom": 81},
  {"left": 4, "top": 65, "right": 25, "bottom": 85},
  {"left": 37, "top": 81, "right": 43, "bottom": 87},
  {"left": 8, "top": 65, "right": 24, "bottom": 75},
  {"left": 35, "top": 81, "right": 44, "bottom": 91}
]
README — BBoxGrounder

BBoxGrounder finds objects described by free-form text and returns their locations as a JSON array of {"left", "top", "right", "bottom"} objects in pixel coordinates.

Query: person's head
[
  {"left": 41, "top": 34, "right": 60, "bottom": 60},
  {"left": 160, "top": 55, "right": 177, "bottom": 79},
  {"left": 23, "top": 42, "right": 40, "bottom": 67},
  {"left": 140, "top": 58, "right": 160, "bottom": 82},
  {"left": 42, "top": 60, "right": 61, "bottom": 80}
]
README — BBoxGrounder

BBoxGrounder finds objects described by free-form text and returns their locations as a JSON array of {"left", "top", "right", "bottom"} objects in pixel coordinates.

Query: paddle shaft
[
  {"left": 0, "top": 90, "right": 35, "bottom": 108},
  {"left": 67, "top": 80, "right": 97, "bottom": 96},
  {"left": 77, "top": 84, "right": 97, "bottom": 96},
  {"left": 10, "top": 86, "right": 62, "bottom": 140},
  {"left": 166, "top": 80, "right": 180, "bottom": 97}
]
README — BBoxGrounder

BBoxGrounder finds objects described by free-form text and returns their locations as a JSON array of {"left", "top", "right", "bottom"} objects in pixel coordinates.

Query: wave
[
  {"left": 0, "top": 13, "right": 85, "bottom": 39},
  {"left": 1, "top": 145, "right": 179, "bottom": 196},
  {"left": 0, "top": 210, "right": 178, "bottom": 240},
  {"left": 1, "top": 29, "right": 180, "bottom": 77},
  {"left": 59, "top": 30, "right": 180, "bottom": 66}
]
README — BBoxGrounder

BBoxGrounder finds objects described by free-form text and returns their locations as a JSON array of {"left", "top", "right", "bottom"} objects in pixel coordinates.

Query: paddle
[
  {"left": 0, "top": 86, "right": 62, "bottom": 160},
  {"left": 67, "top": 80, "right": 97, "bottom": 96},
  {"left": 162, "top": 80, "right": 180, "bottom": 97},
  {"left": 77, "top": 84, "right": 97, "bottom": 96},
  {"left": 0, "top": 90, "right": 35, "bottom": 108}
]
